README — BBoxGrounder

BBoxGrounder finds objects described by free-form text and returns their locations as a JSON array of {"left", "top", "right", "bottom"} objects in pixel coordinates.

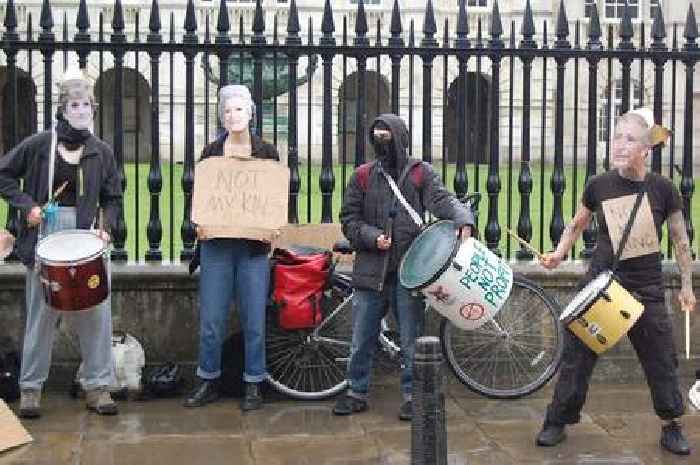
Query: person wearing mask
[
  {"left": 184, "top": 85, "right": 279, "bottom": 411},
  {"left": 536, "top": 108, "right": 695, "bottom": 456},
  {"left": 0, "top": 66, "right": 122, "bottom": 418},
  {"left": 333, "top": 114, "right": 475, "bottom": 421}
]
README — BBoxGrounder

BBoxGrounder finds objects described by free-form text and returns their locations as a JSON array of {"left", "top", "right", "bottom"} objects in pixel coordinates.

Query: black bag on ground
[
  {"left": 0, "top": 344, "right": 21, "bottom": 402},
  {"left": 142, "top": 362, "right": 184, "bottom": 398}
]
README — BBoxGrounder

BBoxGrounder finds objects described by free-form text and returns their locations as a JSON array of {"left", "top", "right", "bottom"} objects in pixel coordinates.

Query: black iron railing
[{"left": 0, "top": 0, "right": 699, "bottom": 263}]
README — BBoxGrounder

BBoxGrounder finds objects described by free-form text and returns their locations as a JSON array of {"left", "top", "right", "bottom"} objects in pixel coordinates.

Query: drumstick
[
  {"left": 686, "top": 309, "right": 691, "bottom": 360},
  {"left": 42, "top": 181, "right": 69, "bottom": 211},
  {"left": 505, "top": 227, "right": 545, "bottom": 260}
]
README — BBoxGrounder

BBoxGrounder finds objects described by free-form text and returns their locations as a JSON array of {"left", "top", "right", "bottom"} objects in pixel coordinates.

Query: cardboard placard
[
  {"left": 0, "top": 399, "right": 32, "bottom": 453},
  {"left": 602, "top": 193, "right": 659, "bottom": 260},
  {"left": 192, "top": 158, "right": 289, "bottom": 241}
]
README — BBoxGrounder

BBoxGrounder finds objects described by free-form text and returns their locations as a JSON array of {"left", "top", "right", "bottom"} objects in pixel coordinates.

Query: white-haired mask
[{"left": 218, "top": 85, "right": 255, "bottom": 134}]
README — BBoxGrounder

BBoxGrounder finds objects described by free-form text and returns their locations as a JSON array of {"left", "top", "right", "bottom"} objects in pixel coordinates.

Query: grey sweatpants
[{"left": 19, "top": 207, "right": 113, "bottom": 391}]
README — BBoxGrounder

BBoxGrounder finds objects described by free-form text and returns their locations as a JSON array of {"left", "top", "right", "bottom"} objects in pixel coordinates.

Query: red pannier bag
[{"left": 272, "top": 247, "right": 333, "bottom": 330}]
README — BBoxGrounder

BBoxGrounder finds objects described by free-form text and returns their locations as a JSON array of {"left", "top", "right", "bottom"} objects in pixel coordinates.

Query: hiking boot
[
  {"left": 240, "top": 382, "right": 263, "bottom": 412},
  {"left": 398, "top": 401, "right": 413, "bottom": 421},
  {"left": 660, "top": 420, "right": 691, "bottom": 455},
  {"left": 19, "top": 389, "right": 41, "bottom": 419},
  {"left": 332, "top": 394, "right": 368, "bottom": 416},
  {"left": 536, "top": 422, "right": 567, "bottom": 447},
  {"left": 86, "top": 388, "right": 118, "bottom": 415},
  {"left": 183, "top": 379, "right": 220, "bottom": 408}
]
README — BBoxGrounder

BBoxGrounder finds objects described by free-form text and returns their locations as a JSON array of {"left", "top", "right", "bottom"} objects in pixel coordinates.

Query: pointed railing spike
[
  {"left": 252, "top": 0, "right": 265, "bottom": 44},
  {"left": 520, "top": 0, "right": 536, "bottom": 48},
  {"left": 488, "top": 0, "right": 504, "bottom": 48},
  {"left": 76, "top": 0, "right": 90, "bottom": 40},
  {"left": 354, "top": 0, "right": 369, "bottom": 46},
  {"left": 216, "top": 0, "right": 231, "bottom": 43},
  {"left": 39, "top": 0, "right": 54, "bottom": 40},
  {"left": 320, "top": 0, "right": 335, "bottom": 46},
  {"left": 684, "top": 4, "right": 698, "bottom": 49},
  {"left": 111, "top": 0, "right": 126, "bottom": 42},
  {"left": 287, "top": 0, "right": 301, "bottom": 44},
  {"left": 390, "top": 0, "right": 403, "bottom": 45},
  {"left": 554, "top": 0, "right": 570, "bottom": 48},
  {"left": 456, "top": 0, "right": 469, "bottom": 48},
  {"left": 587, "top": 0, "right": 602, "bottom": 50},
  {"left": 422, "top": 0, "right": 438, "bottom": 47},
  {"left": 651, "top": 2, "right": 666, "bottom": 50},
  {"left": 3, "top": 0, "right": 18, "bottom": 40},
  {"left": 619, "top": 0, "right": 634, "bottom": 49}
]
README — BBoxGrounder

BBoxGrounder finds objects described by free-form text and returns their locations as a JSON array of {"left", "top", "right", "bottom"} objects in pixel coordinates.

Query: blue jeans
[
  {"left": 197, "top": 239, "right": 269, "bottom": 383},
  {"left": 347, "top": 273, "right": 425, "bottom": 400}
]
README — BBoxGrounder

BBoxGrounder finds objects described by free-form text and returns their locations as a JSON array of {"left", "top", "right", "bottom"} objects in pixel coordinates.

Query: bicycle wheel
[
  {"left": 441, "top": 274, "right": 564, "bottom": 399},
  {"left": 266, "top": 279, "right": 353, "bottom": 400}
]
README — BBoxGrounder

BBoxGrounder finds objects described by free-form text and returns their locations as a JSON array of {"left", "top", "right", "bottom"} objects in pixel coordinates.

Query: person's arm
[
  {"left": 340, "top": 172, "right": 383, "bottom": 252},
  {"left": 0, "top": 138, "right": 38, "bottom": 213},
  {"left": 669, "top": 209, "right": 696, "bottom": 312},
  {"left": 540, "top": 203, "right": 593, "bottom": 269},
  {"left": 420, "top": 163, "right": 475, "bottom": 235},
  {"left": 98, "top": 146, "right": 123, "bottom": 239}
]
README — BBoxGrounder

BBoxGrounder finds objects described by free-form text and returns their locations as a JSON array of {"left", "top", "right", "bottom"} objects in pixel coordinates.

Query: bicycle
[{"left": 265, "top": 194, "right": 564, "bottom": 400}]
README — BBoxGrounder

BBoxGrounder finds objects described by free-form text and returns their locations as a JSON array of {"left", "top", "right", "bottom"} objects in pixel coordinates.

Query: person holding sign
[
  {"left": 0, "top": 67, "right": 122, "bottom": 418},
  {"left": 185, "top": 85, "right": 279, "bottom": 411},
  {"left": 536, "top": 108, "right": 695, "bottom": 456},
  {"left": 333, "top": 114, "right": 475, "bottom": 421}
]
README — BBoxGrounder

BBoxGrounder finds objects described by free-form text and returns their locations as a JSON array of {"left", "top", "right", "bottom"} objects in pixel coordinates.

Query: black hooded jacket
[{"left": 339, "top": 114, "right": 475, "bottom": 291}]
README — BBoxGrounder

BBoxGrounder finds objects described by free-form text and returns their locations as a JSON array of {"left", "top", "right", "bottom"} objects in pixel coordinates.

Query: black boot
[
  {"left": 183, "top": 379, "right": 220, "bottom": 408},
  {"left": 660, "top": 420, "right": 691, "bottom": 455},
  {"left": 536, "top": 422, "right": 567, "bottom": 447},
  {"left": 398, "top": 401, "right": 413, "bottom": 421},
  {"left": 240, "top": 382, "right": 263, "bottom": 411}
]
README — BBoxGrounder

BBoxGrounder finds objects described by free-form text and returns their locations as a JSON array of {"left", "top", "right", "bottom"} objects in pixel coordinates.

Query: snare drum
[
  {"left": 560, "top": 271, "right": 644, "bottom": 354},
  {"left": 36, "top": 229, "right": 109, "bottom": 312}
]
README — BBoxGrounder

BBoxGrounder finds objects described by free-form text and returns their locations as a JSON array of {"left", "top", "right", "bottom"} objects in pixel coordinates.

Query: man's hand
[
  {"left": 376, "top": 234, "right": 392, "bottom": 250},
  {"left": 679, "top": 285, "right": 696, "bottom": 313},
  {"left": 27, "top": 206, "right": 42, "bottom": 227},
  {"left": 92, "top": 229, "right": 111, "bottom": 243},
  {"left": 539, "top": 251, "right": 563, "bottom": 270}
]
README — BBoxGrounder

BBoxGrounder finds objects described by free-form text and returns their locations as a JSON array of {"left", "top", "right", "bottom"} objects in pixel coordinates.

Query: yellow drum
[{"left": 559, "top": 271, "right": 644, "bottom": 354}]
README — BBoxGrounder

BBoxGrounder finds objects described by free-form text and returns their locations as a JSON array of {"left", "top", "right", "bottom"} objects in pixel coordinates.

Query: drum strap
[
  {"left": 611, "top": 182, "right": 646, "bottom": 272},
  {"left": 380, "top": 166, "right": 424, "bottom": 227}
]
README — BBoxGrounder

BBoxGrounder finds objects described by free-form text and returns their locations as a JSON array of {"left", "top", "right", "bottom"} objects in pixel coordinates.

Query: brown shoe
[
  {"left": 86, "top": 388, "right": 118, "bottom": 415},
  {"left": 19, "top": 389, "right": 41, "bottom": 419}
]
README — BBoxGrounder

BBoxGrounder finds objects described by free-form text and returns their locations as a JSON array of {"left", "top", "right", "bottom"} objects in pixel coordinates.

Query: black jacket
[
  {"left": 0, "top": 131, "right": 122, "bottom": 267},
  {"left": 188, "top": 131, "right": 281, "bottom": 274},
  {"left": 340, "top": 114, "right": 475, "bottom": 291}
]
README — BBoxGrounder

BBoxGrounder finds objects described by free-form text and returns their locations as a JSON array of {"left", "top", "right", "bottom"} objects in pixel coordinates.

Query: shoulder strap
[
  {"left": 356, "top": 161, "right": 375, "bottom": 192},
  {"left": 380, "top": 161, "right": 424, "bottom": 227},
  {"left": 611, "top": 179, "right": 647, "bottom": 272}
]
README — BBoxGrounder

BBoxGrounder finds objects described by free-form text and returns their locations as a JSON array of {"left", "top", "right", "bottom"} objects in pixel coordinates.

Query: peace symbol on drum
[{"left": 460, "top": 302, "right": 485, "bottom": 321}]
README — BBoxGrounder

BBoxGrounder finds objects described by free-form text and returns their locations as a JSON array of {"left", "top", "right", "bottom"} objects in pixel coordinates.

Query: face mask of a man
[
  {"left": 373, "top": 127, "right": 394, "bottom": 159},
  {"left": 223, "top": 96, "right": 252, "bottom": 134}
]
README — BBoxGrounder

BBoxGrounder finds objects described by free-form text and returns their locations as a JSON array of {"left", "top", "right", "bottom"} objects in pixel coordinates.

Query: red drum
[{"left": 36, "top": 230, "right": 109, "bottom": 312}]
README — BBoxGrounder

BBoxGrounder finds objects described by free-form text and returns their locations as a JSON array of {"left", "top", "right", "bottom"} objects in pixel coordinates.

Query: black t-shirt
[
  {"left": 53, "top": 154, "right": 78, "bottom": 206},
  {"left": 582, "top": 170, "right": 682, "bottom": 301}
]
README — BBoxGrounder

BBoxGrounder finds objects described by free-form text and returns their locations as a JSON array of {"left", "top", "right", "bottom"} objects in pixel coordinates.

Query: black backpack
[{"left": 0, "top": 346, "right": 21, "bottom": 402}]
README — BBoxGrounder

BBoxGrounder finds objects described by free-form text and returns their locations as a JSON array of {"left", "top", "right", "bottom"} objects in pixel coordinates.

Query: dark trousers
[{"left": 546, "top": 300, "right": 684, "bottom": 425}]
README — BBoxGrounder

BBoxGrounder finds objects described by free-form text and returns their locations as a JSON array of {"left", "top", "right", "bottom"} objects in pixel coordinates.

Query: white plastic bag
[{"left": 75, "top": 331, "right": 145, "bottom": 394}]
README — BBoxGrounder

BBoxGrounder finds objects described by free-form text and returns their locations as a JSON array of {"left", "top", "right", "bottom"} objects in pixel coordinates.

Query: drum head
[
  {"left": 36, "top": 229, "right": 105, "bottom": 263},
  {"left": 559, "top": 271, "right": 612, "bottom": 323},
  {"left": 399, "top": 220, "right": 460, "bottom": 290}
]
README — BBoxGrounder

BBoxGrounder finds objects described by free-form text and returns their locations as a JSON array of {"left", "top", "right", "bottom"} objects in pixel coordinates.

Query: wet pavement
[{"left": 1, "top": 380, "right": 699, "bottom": 465}]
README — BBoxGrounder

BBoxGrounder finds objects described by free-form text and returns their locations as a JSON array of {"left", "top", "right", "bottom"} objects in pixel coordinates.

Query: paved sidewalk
[{"left": 1, "top": 380, "right": 699, "bottom": 465}]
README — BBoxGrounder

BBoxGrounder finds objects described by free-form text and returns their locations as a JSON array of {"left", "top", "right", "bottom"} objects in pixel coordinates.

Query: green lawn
[{"left": 0, "top": 161, "right": 694, "bottom": 262}]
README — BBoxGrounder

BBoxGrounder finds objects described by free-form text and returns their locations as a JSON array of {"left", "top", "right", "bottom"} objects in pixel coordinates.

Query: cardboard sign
[
  {"left": 0, "top": 399, "right": 32, "bottom": 453},
  {"left": 192, "top": 158, "right": 289, "bottom": 241},
  {"left": 602, "top": 193, "right": 659, "bottom": 260}
]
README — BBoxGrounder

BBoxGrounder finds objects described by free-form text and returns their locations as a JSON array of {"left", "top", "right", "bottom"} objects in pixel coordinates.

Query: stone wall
[{"left": 2, "top": 260, "right": 700, "bottom": 389}]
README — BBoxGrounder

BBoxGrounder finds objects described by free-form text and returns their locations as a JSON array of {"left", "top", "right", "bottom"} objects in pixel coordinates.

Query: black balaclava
[{"left": 371, "top": 120, "right": 397, "bottom": 178}]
